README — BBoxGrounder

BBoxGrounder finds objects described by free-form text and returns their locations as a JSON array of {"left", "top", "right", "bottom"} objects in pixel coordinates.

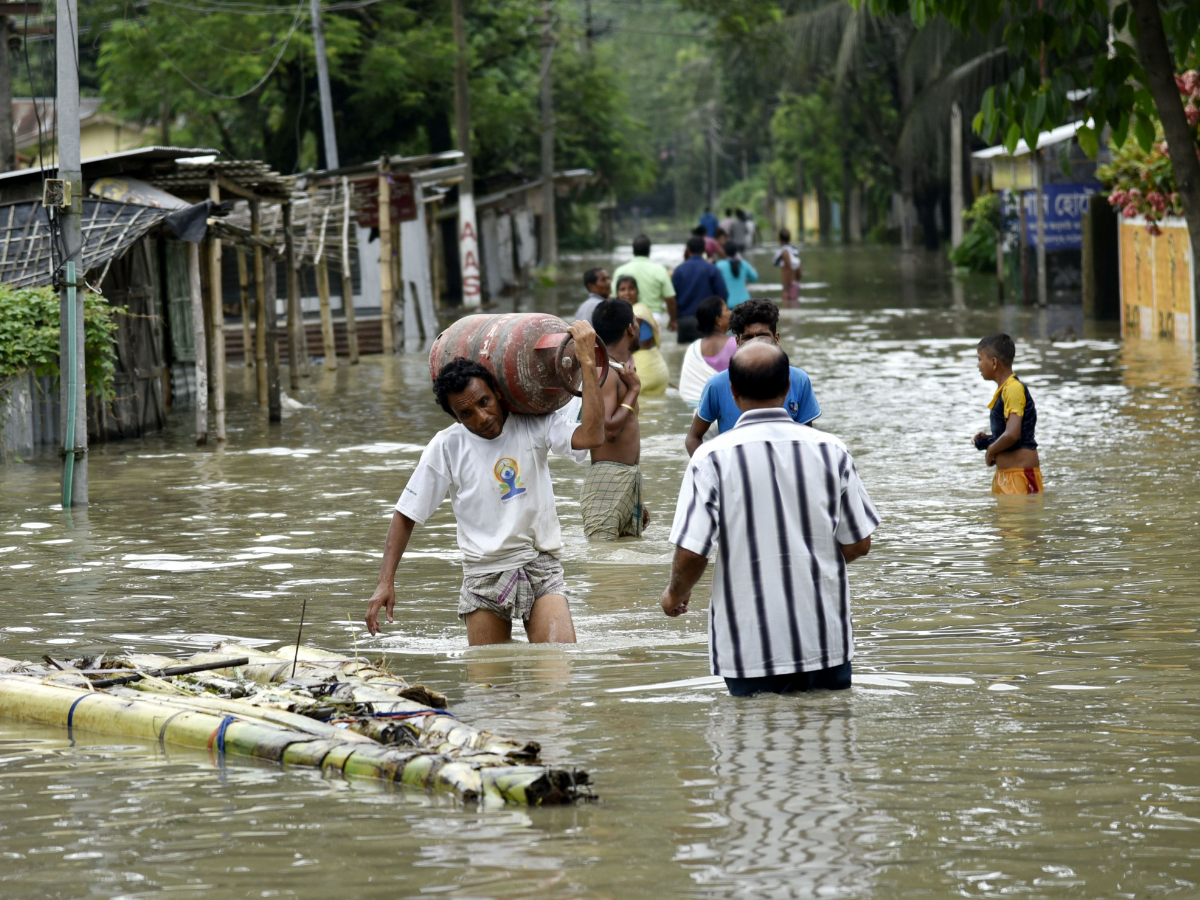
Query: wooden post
[
  {"left": 264, "top": 250, "right": 282, "bottom": 422},
  {"left": 950, "top": 102, "right": 964, "bottom": 249},
  {"left": 251, "top": 201, "right": 269, "bottom": 404},
  {"left": 236, "top": 248, "right": 253, "bottom": 367},
  {"left": 283, "top": 202, "right": 303, "bottom": 389},
  {"left": 208, "top": 182, "right": 227, "bottom": 442},
  {"left": 187, "top": 241, "right": 208, "bottom": 445},
  {"left": 429, "top": 199, "right": 442, "bottom": 313},
  {"left": 1019, "top": 190, "right": 1031, "bottom": 305},
  {"left": 378, "top": 157, "right": 394, "bottom": 354},
  {"left": 1034, "top": 148, "right": 1048, "bottom": 307},
  {"left": 341, "top": 176, "right": 359, "bottom": 364},
  {"left": 315, "top": 209, "right": 336, "bottom": 370}
]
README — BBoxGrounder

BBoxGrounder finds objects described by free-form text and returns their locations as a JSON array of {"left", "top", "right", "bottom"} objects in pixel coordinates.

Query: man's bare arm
[
  {"left": 569, "top": 321, "right": 605, "bottom": 450},
  {"left": 661, "top": 546, "right": 709, "bottom": 616},
  {"left": 685, "top": 414, "right": 712, "bottom": 457},
  {"left": 603, "top": 364, "right": 640, "bottom": 441},
  {"left": 666, "top": 295, "right": 678, "bottom": 330},
  {"left": 365, "top": 511, "right": 416, "bottom": 635},
  {"left": 839, "top": 535, "right": 871, "bottom": 563},
  {"left": 984, "top": 413, "right": 1023, "bottom": 466}
]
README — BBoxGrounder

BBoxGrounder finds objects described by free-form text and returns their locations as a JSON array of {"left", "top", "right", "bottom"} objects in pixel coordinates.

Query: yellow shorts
[{"left": 992, "top": 467, "right": 1043, "bottom": 495}]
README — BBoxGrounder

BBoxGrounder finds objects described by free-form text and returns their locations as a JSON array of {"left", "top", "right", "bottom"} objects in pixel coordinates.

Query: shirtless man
[
  {"left": 580, "top": 299, "right": 650, "bottom": 539},
  {"left": 364, "top": 321, "right": 604, "bottom": 645}
]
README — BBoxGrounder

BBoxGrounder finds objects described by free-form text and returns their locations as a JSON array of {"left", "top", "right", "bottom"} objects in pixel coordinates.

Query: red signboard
[{"left": 354, "top": 174, "right": 418, "bottom": 229}]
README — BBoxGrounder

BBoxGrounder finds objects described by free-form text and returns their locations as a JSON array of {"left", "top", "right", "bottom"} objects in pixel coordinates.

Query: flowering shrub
[{"left": 1098, "top": 70, "right": 1199, "bottom": 237}]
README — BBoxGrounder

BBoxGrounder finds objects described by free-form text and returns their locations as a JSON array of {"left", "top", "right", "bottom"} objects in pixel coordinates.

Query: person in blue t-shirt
[{"left": 684, "top": 299, "right": 821, "bottom": 456}]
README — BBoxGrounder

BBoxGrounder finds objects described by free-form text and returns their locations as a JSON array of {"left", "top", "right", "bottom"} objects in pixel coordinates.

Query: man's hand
[
  {"left": 972, "top": 431, "right": 989, "bottom": 445},
  {"left": 661, "top": 585, "right": 690, "bottom": 616},
  {"left": 568, "top": 321, "right": 597, "bottom": 368},
  {"left": 365, "top": 583, "right": 396, "bottom": 636},
  {"left": 985, "top": 446, "right": 998, "bottom": 467},
  {"left": 668, "top": 319, "right": 678, "bottom": 332},
  {"left": 616, "top": 358, "right": 641, "bottom": 392}
]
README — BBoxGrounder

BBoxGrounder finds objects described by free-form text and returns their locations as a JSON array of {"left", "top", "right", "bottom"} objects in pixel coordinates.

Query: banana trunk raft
[{"left": 0, "top": 643, "right": 591, "bottom": 806}]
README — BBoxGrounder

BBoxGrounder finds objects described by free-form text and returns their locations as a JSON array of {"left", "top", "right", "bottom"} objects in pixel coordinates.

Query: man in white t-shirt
[{"left": 365, "top": 321, "right": 604, "bottom": 645}]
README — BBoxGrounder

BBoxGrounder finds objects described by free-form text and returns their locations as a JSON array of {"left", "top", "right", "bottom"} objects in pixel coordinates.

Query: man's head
[
  {"left": 729, "top": 342, "right": 790, "bottom": 412},
  {"left": 977, "top": 333, "right": 1016, "bottom": 381},
  {"left": 714, "top": 227, "right": 727, "bottom": 242},
  {"left": 736, "top": 208, "right": 746, "bottom": 220},
  {"left": 433, "top": 358, "right": 506, "bottom": 439},
  {"left": 592, "top": 298, "right": 638, "bottom": 353},
  {"left": 691, "top": 225, "right": 708, "bottom": 238},
  {"left": 685, "top": 235, "right": 706, "bottom": 258},
  {"left": 632, "top": 234, "right": 651, "bottom": 257},
  {"left": 583, "top": 267, "right": 611, "bottom": 297},
  {"left": 729, "top": 298, "right": 781, "bottom": 345},
  {"left": 779, "top": 228, "right": 791, "bottom": 243},
  {"left": 725, "top": 208, "right": 733, "bottom": 217}
]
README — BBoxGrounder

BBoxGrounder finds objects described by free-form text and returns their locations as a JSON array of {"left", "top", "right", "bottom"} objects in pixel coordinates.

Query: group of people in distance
[{"left": 363, "top": 228, "right": 1042, "bottom": 699}]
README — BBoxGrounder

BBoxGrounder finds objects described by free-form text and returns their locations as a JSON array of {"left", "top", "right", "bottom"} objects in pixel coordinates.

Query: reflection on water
[{"left": 2, "top": 245, "right": 1199, "bottom": 898}]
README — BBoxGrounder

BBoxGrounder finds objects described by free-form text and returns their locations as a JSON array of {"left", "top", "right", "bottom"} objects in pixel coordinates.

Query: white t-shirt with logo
[{"left": 396, "top": 414, "right": 588, "bottom": 574}]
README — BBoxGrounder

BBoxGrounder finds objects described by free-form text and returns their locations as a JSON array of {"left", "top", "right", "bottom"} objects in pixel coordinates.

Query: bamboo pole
[
  {"left": 283, "top": 202, "right": 303, "bottom": 389},
  {"left": 187, "top": 241, "right": 208, "bottom": 445},
  {"left": 264, "top": 251, "right": 282, "bottom": 422},
  {"left": 251, "top": 201, "right": 269, "bottom": 404},
  {"left": 340, "top": 176, "right": 359, "bottom": 363},
  {"left": 236, "top": 248, "right": 253, "bottom": 367},
  {"left": 315, "top": 208, "right": 336, "bottom": 370},
  {"left": 378, "top": 157, "right": 394, "bottom": 354},
  {"left": 207, "top": 182, "right": 227, "bottom": 442}
]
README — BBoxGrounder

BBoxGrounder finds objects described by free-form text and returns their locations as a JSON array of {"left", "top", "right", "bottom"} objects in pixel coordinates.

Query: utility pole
[
  {"left": 451, "top": 0, "right": 480, "bottom": 307},
  {"left": 539, "top": 0, "right": 557, "bottom": 271},
  {"left": 1034, "top": 148, "right": 1048, "bottom": 306},
  {"left": 57, "top": 0, "right": 85, "bottom": 505},
  {"left": 0, "top": 17, "right": 15, "bottom": 171},
  {"left": 310, "top": 0, "right": 338, "bottom": 170},
  {"left": 950, "top": 102, "right": 964, "bottom": 249}
]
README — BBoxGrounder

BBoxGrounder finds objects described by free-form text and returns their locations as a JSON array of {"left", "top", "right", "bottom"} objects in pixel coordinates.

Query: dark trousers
[
  {"left": 724, "top": 661, "right": 852, "bottom": 697},
  {"left": 676, "top": 315, "right": 701, "bottom": 343}
]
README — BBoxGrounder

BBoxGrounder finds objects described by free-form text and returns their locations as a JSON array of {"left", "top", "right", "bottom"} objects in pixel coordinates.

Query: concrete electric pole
[
  {"left": 310, "top": 0, "right": 339, "bottom": 170},
  {"left": 56, "top": 0, "right": 85, "bottom": 505},
  {"left": 539, "top": 0, "right": 557, "bottom": 271},
  {"left": 451, "top": 0, "right": 481, "bottom": 307}
]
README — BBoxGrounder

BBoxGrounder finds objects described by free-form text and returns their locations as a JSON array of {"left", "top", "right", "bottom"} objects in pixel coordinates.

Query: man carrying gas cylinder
[{"left": 365, "top": 321, "right": 604, "bottom": 646}]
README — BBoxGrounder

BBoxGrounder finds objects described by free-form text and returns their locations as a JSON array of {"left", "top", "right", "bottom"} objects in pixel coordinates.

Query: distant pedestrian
[
  {"left": 685, "top": 299, "right": 820, "bottom": 455},
  {"left": 573, "top": 267, "right": 611, "bottom": 323},
  {"left": 774, "top": 229, "right": 802, "bottom": 308},
  {"left": 744, "top": 211, "right": 757, "bottom": 248},
  {"left": 716, "top": 241, "right": 758, "bottom": 308},
  {"left": 661, "top": 341, "right": 879, "bottom": 697},
  {"left": 699, "top": 207, "right": 719, "bottom": 238},
  {"left": 678, "top": 295, "right": 734, "bottom": 408},
  {"left": 719, "top": 208, "right": 736, "bottom": 236},
  {"left": 692, "top": 225, "right": 724, "bottom": 261},
  {"left": 972, "top": 333, "right": 1043, "bottom": 495},
  {"left": 612, "top": 235, "right": 676, "bottom": 334},
  {"left": 729, "top": 209, "right": 748, "bottom": 251},
  {"left": 616, "top": 275, "right": 669, "bottom": 395},
  {"left": 581, "top": 299, "right": 650, "bottom": 540},
  {"left": 712, "top": 227, "right": 729, "bottom": 258},
  {"left": 671, "top": 236, "right": 728, "bottom": 343}
]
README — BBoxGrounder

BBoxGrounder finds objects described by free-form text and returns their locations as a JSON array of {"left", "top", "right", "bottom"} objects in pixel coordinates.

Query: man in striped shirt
[{"left": 662, "top": 342, "right": 879, "bottom": 696}]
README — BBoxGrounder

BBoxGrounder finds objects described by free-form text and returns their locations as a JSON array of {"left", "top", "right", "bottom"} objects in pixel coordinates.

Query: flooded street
[{"left": 2, "top": 244, "right": 1199, "bottom": 899}]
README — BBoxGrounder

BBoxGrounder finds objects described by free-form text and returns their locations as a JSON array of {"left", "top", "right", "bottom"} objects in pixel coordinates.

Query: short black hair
[
  {"left": 686, "top": 235, "right": 706, "bottom": 255},
  {"left": 729, "top": 344, "right": 790, "bottom": 400},
  {"left": 691, "top": 225, "right": 707, "bottom": 236},
  {"left": 779, "top": 228, "right": 791, "bottom": 242},
  {"left": 583, "top": 267, "right": 604, "bottom": 291},
  {"left": 433, "top": 358, "right": 500, "bottom": 418},
  {"left": 592, "top": 298, "right": 635, "bottom": 345},
  {"left": 714, "top": 227, "right": 727, "bottom": 239},
  {"left": 725, "top": 208, "right": 732, "bottom": 216},
  {"left": 728, "top": 298, "right": 780, "bottom": 336},
  {"left": 696, "top": 295, "right": 727, "bottom": 336},
  {"left": 632, "top": 234, "right": 651, "bottom": 256},
  {"left": 978, "top": 333, "right": 1016, "bottom": 365}
]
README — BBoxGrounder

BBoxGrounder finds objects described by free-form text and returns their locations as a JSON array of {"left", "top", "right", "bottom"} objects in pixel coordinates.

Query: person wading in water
[{"left": 365, "top": 321, "right": 604, "bottom": 645}]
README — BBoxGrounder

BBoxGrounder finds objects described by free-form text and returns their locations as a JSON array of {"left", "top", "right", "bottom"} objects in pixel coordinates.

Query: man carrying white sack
[{"left": 366, "top": 321, "right": 604, "bottom": 646}]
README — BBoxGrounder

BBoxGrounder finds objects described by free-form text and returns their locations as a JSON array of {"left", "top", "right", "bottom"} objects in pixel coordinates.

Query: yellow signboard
[{"left": 1118, "top": 216, "right": 1195, "bottom": 342}]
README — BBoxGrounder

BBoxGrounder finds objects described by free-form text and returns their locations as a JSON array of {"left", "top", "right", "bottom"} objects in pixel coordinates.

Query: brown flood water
[{"left": 2, "top": 244, "right": 1199, "bottom": 899}]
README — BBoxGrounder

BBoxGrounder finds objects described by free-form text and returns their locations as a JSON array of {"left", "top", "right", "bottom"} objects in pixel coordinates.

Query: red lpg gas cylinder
[{"left": 428, "top": 313, "right": 609, "bottom": 415}]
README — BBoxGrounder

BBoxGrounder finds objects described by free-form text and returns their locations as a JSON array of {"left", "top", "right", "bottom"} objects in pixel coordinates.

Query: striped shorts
[{"left": 457, "top": 552, "right": 567, "bottom": 622}]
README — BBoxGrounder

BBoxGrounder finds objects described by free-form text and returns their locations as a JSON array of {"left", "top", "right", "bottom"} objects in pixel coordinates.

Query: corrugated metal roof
[{"left": 973, "top": 120, "right": 1087, "bottom": 159}]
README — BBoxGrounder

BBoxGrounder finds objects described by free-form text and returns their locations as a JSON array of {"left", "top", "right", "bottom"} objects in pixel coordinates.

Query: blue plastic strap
[
  {"left": 214, "top": 714, "right": 236, "bottom": 759},
  {"left": 66, "top": 693, "right": 91, "bottom": 735}
]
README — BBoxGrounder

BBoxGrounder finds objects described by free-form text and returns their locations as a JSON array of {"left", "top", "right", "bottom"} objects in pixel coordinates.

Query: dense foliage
[
  {"left": 948, "top": 193, "right": 1001, "bottom": 272},
  {"left": 0, "top": 287, "right": 117, "bottom": 399},
  {"left": 1099, "top": 71, "right": 1199, "bottom": 235}
]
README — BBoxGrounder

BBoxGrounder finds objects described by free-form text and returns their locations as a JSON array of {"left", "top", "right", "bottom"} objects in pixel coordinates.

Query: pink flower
[
  {"left": 1181, "top": 70, "right": 1200, "bottom": 96},
  {"left": 1176, "top": 73, "right": 1188, "bottom": 93},
  {"left": 1123, "top": 205, "right": 1138, "bottom": 218},
  {"left": 1148, "top": 191, "right": 1167, "bottom": 212},
  {"left": 1146, "top": 223, "right": 1162, "bottom": 237},
  {"left": 1187, "top": 105, "right": 1200, "bottom": 127},
  {"left": 1128, "top": 187, "right": 1142, "bottom": 199},
  {"left": 1158, "top": 140, "right": 1171, "bottom": 155},
  {"left": 1108, "top": 189, "right": 1127, "bottom": 207}
]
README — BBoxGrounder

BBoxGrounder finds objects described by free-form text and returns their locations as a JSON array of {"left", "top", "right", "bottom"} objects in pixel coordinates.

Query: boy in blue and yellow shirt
[{"left": 972, "top": 333, "right": 1042, "bottom": 494}]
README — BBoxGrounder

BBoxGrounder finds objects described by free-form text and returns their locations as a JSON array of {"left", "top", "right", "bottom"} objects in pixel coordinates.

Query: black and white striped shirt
[{"left": 669, "top": 408, "right": 880, "bottom": 679}]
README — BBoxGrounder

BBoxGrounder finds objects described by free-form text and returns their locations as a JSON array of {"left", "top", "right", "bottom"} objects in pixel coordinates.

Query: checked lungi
[{"left": 581, "top": 461, "right": 644, "bottom": 539}]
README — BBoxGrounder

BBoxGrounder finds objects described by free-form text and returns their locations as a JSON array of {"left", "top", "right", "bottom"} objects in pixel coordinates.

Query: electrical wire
[{"left": 134, "top": 0, "right": 305, "bottom": 100}]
